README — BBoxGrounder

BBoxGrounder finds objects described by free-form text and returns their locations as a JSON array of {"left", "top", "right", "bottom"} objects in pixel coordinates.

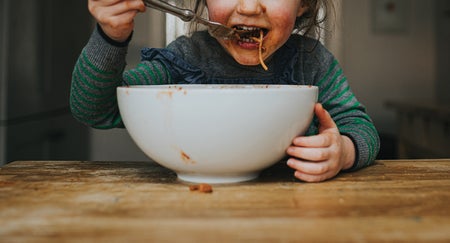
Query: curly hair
[
  {"left": 187, "top": 0, "right": 333, "bottom": 39},
  {"left": 295, "top": 0, "right": 333, "bottom": 38}
]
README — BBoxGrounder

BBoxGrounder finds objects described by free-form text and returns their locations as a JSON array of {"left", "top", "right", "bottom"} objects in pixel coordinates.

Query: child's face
[{"left": 206, "top": 0, "right": 307, "bottom": 67}]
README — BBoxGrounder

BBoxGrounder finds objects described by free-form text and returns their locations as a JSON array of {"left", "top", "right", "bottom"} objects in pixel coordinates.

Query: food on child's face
[
  {"left": 221, "top": 26, "right": 269, "bottom": 69},
  {"left": 233, "top": 26, "right": 266, "bottom": 38}
]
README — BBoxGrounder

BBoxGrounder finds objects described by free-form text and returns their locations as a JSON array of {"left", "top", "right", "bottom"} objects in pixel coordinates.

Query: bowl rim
[{"left": 117, "top": 84, "right": 318, "bottom": 92}]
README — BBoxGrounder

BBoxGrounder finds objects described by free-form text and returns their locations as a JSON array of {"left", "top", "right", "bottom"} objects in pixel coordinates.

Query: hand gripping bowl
[{"left": 117, "top": 85, "right": 318, "bottom": 184}]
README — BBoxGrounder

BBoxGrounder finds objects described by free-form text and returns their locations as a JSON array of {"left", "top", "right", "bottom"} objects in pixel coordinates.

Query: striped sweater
[{"left": 70, "top": 26, "right": 380, "bottom": 171}]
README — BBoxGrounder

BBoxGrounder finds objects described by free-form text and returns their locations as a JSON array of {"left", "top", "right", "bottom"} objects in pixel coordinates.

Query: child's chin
[{"left": 233, "top": 57, "right": 261, "bottom": 67}]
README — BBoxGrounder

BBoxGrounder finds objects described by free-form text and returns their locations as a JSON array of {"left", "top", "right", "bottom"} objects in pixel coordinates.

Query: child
[{"left": 70, "top": 0, "right": 380, "bottom": 182}]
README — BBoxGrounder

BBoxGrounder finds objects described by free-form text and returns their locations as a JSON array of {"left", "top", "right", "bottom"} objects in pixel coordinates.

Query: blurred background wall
[{"left": 329, "top": 0, "right": 449, "bottom": 158}]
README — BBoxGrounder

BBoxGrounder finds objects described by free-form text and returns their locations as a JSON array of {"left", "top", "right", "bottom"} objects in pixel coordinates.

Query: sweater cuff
[
  {"left": 340, "top": 133, "right": 360, "bottom": 172},
  {"left": 84, "top": 25, "right": 129, "bottom": 74},
  {"left": 96, "top": 23, "right": 133, "bottom": 47}
]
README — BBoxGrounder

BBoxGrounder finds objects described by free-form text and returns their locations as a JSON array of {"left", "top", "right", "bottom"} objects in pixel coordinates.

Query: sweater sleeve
[
  {"left": 314, "top": 57, "right": 380, "bottom": 171},
  {"left": 70, "top": 26, "right": 171, "bottom": 129}
]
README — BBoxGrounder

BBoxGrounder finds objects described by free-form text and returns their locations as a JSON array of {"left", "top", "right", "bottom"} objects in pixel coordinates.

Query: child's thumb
[{"left": 315, "top": 103, "right": 337, "bottom": 131}]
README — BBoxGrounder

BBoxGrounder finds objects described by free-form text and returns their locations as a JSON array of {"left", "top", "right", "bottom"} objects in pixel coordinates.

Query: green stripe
[
  {"left": 71, "top": 98, "right": 121, "bottom": 129},
  {"left": 78, "top": 58, "right": 120, "bottom": 84},
  {"left": 78, "top": 77, "right": 111, "bottom": 100},
  {"left": 81, "top": 51, "right": 115, "bottom": 76},
  {"left": 75, "top": 65, "right": 118, "bottom": 92},
  {"left": 338, "top": 92, "right": 356, "bottom": 106},
  {"left": 330, "top": 103, "right": 363, "bottom": 121},
  {"left": 71, "top": 98, "right": 100, "bottom": 121},
  {"left": 71, "top": 89, "right": 115, "bottom": 115},
  {"left": 149, "top": 62, "right": 164, "bottom": 84},
  {"left": 341, "top": 128, "right": 374, "bottom": 163},
  {"left": 341, "top": 121, "right": 378, "bottom": 157},
  {"left": 329, "top": 76, "right": 347, "bottom": 96},
  {"left": 137, "top": 63, "right": 158, "bottom": 84},
  {"left": 77, "top": 63, "right": 114, "bottom": 84},
  {"left": 326, "top": 93, "right": 357, "bottom": 110},
  {"left": 317, "top": 59, "right": 338, "bottom": 87},
  {"left": 71, "top": 83, "right": 116, "bottom": 110},
  {"left": 123, "top": 72, "right": 132, "bottom": 84},
  {"left": 324, "top": 94, "right": 358, "bottom": 114},
  {"left": 319, "top": 68, "right": 343, "bottom": 100},
  {"left": 351, "top": 119, "right": 379, "bottom": 146},
  {"left": 129, "top": 70, "right": 141, "bottom": 85},
  {"left": 73, "top": 76, "right": 101, "bottom": 100},
  {"left": 326, "top": 85, "right": 350, "bottom": 106},
  {"left": 75, "top": 74, "right": 118, "bottom": 100}
]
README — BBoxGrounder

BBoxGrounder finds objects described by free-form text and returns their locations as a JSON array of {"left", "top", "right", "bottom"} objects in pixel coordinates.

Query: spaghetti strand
[{"left": 252, "top": 30, "right": 268, "bottom": 71}]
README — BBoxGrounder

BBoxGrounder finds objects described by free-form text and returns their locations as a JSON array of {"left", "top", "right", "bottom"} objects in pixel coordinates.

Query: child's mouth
[{"left": 233, "top": 26, "right": 268, "bottom": 43}]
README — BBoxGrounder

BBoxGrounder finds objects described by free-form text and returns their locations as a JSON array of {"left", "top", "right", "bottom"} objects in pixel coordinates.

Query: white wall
[{"left": 338, "top": 0, "right": 436, "bottom": 135}]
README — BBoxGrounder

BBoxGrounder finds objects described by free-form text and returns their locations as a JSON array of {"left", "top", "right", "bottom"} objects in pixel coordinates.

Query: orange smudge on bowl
[
  {"left": 175, "top": 86, "right": 187, "bottom": 95},
  {"left": 157, "top": 91, "right": 174, "bottom": 99},
  {"left": 181, "top": 150, "right": 196, "bottom": 165}
]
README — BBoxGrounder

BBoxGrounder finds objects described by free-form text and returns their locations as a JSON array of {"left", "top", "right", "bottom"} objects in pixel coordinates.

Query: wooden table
[{"left": 0, "top": 159, "right": 449, "bottom": 242}]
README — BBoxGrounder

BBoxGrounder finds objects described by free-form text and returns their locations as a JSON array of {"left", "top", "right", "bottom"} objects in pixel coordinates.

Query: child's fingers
[
  {"left": 118, "top": 0, "right": 146, "bottom": 14},
  {"left": 90, "top": 0, "right": 145, "bottom": 41},
  {"left": 286, "top": 146, "right": 329, "bottom": 162},
  {"left": 287, "top": 159, "right": 319, "bottom": 175},
  {"left": 90, "top": 0, "right": 144, "bottom": 19},
  {"left": 286, "top": 158, "right": 339, "bottom": 182},
  {"left": 105, "top": 0, "right": 145, "bottom": 16},
  {"left": 294, "top": 170, "right": 337, "bottom": 183},
  {"left": 291, "top": 134, "right": 332, "bottom": 148}
]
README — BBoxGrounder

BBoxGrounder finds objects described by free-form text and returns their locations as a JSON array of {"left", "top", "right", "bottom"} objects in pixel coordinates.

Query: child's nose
[{"left": 236, "top": 0, "right": 265, "bottom": 16}]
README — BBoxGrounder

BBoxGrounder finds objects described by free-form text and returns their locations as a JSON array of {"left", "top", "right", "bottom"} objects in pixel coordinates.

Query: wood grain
[{"left": 0, "top": 160, "right": 449, "bottom": 242}]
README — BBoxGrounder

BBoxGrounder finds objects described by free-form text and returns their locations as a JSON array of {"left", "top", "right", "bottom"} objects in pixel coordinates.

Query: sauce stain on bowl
[
  {"left": 180, "top": 150, "right": 196, "bottom": 165},
  {"left": 157, "top": 90, "right": 174, "bottom": 99},
  {"left": 157, "top": 86, "right": 188, "bottom": 99}
]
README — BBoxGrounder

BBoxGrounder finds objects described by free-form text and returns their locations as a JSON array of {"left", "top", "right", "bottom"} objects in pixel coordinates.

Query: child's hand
[
  {"left": 286, "top": 103, "right": 356, "bottom": 182},
  {"left": 89, "top": 0, "right": 146, "bottom": 42}
]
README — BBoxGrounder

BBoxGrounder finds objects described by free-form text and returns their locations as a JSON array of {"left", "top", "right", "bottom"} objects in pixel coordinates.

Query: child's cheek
[
  {"left": 208, "top": 11, "right": 229, "bottom": 25},
  {"left": 274, "top": 11, "right": 298, "bottom": 30},
  {"left": 206, "top": 2, "right": 233, "bottom": 24}
]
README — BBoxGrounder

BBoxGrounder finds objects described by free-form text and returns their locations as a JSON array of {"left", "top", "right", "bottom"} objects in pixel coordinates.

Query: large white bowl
[{"left": 117, "top": 85, "right": 318, "bottom": 183}]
